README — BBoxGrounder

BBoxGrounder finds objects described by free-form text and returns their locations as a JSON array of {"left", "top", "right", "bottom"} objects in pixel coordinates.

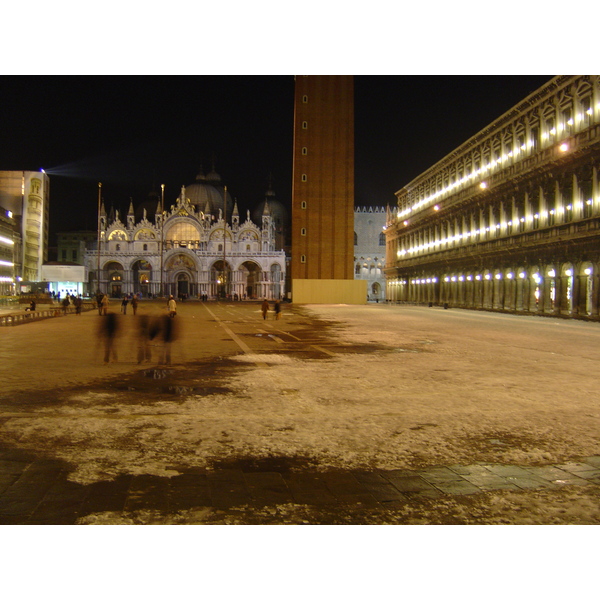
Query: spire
[
  {"left": 262, "top": 198, "right": 271, "bottom": 216},
  {"left": 232, "top": 199, "right": 239, "bottom": 217},
  {"left": 128, "top": 198, "right": 135, "bottom": 215}
]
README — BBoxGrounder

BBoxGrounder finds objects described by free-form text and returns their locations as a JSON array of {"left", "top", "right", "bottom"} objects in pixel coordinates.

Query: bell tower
[{"left": 291, "top": 75, "right": 365, "bottom": 303}]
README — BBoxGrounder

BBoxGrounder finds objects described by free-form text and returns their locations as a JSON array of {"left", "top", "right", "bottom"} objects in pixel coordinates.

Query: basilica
[{"left": 84, "top": 167, "right": 288, "bottom": 300}]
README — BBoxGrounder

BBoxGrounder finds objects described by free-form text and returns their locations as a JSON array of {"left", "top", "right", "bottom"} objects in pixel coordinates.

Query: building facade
[
  {"left": 291, "top": 75, "right": 365, "bottom": 303},
  {"left": 354, "top": 206, "right": 387, "bottom": 301},
  {"left": 385, "top": 75, "right": 600, "bottom": 319},
  {"left": 0, "top": 170, "right": 49, "bottom": 290},
  {"left": 0, "top": 205, "right": 19, "bottom": 295},
  {"left": 85, "top": 184, "right": 286, "bottom": 300}
]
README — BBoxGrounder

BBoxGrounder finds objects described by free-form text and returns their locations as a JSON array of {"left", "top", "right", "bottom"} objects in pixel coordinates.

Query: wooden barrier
[{"left": 0, "top": 303, "right": 97, "bottom": 326}]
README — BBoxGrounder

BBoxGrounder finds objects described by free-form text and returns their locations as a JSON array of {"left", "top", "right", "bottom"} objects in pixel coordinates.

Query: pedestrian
[
  {"left": 96, "top": 291, "right": 103, "bottom": 315},
  {"left": 136, "top": 315, "right": 152, "bottom": 364},
  {"left": 75, "top": 295, "right": 83, "bottom": 315},
  {"left": 168, "top": 295, "right": 177, "bottom": 318},
  {"left": 101, "top": 294, "right": 110, "bottom": 316},
  {"left": 274, "top": 299, "right": 281, "bottom": 320},
  {"left": 62, "top": 295, "right": 70, "bottom": 315},
  {"left": 131, "top": 296, "right": 138, "bottom": 315},
  {"left": 121, "top": 296, "right": 129, "bottom": 314},
  {"left": 160, "top": 313, "right": 177, "bottom": 364},
  {"left": 261, "top": 298, "right": 269, "bottom": 320},
  {"left": 100, "top": 312, "right": 119, "bottom": 363}
]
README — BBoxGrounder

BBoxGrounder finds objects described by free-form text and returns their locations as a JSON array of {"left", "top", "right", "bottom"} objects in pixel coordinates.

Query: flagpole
[
  {"left": 97, "top": 182, "right": 102, "bottom": 294},
  {"left": 160, "top": 184, "right": 165, "bottom": 297}
]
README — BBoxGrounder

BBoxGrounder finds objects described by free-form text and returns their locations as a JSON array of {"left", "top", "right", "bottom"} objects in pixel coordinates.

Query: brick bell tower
[{"left": 291, "top": 75, "right": 366, "bottom": 303}]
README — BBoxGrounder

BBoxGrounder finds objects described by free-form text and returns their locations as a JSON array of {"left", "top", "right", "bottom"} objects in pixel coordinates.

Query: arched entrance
[
  {"left": 105, "top": 261, "right": 124, "bottom": 297},
  {"left": 132, "top": 259, "right": 152, "bottom": 297},
  {"left": 211, "top": 260, "right": 232, "bottom": 299},
  {"left": 240, "top": 261, "right": 261, "bottom": 299},
  {"left": 177, "top": 272, "right": 190, "bottom": 299}
]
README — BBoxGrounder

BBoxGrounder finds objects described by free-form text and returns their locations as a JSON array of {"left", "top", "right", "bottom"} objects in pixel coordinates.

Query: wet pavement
[{"left": 1, "top": 446, "right": 599, "bottom": 524}]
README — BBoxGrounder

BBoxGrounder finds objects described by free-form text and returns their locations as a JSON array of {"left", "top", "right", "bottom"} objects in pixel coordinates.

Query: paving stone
[
  {"left": 555, "top": 462, "right": 598, "bottom": 474},
  {"left": 522, "top": 466, "right": 583, "bottom": 481},
  {"left": 207, "top": 471, "right": 250, "bottom": 508},
  {"left": 0, "top": 460, "right": 63, "bottom": 517},
  {"left": 448, "top": 464, "right": 494, "bottom": 477},
  {"left": 485, "top": 465, "right": 533, "bottom": 477},
  {"left": 419, "top": 467, "right": 467, "bottom": 484},
  {"left": 28, "top": 479, "right": 90, "bottom": 525},
  {"left": 243, "top": 471, "right": 294, "bottom": 506},
  {"left": 384, "top": 474, "right": 437, "bottom": 493},
  {"left": 583, "top": 456, "right": 600, "bottom": 468},
  {"left": 430, "top": 480, "right": 482, "bottom": 495},
  {"left": 558, "top": 468, "right": 600, "bottom": 480},
  {"left": 124, "top": 475, "right": 170, "bottom": 512},
  {"left": 506, "top": 476, "right": 555, "bottom": 490},
  {"left": 284, "top": 473, "right": 338, "bottom": 505},
  {"left": 462, "top": 473, "right": 511, "bottom": 488},
  {"left": 168, "top": 474, "right": 212, "bottom": 511},
  {"left": 79, "top": 475, "right": 133, "bottom": 516}
]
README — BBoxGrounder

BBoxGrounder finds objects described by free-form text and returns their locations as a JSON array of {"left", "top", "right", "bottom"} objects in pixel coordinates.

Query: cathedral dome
[
  {"left": 252, "top": 185, "right": 290, "bottom": 227},
  {"left": 185, "top": 167, "right": 233, "bottom": 216},
  {"left": 135, "top": 189, "right": 161, "bottom": 223}
]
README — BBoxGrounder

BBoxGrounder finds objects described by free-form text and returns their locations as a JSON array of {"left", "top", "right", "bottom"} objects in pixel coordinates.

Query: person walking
[
  {"left": 261, "top": 298, "right": 269, "bottom": 320},
  {"left": 274, "top": 299, "right": 281, "bottom": 320},
  {"left": 167, "top": 295, "right": 177, "bottom": 318},
  {"left": 62, "top": 295, "right": 70, "bottom": 315},
  {"left": 121, "top": 296, "right": 129, "bottom": 314},
  {"left": 131, "top": 296, "right": 138, "bottom": 315},
  {"left": 101, "top": 294, "right": 110, "bottom": 316}
]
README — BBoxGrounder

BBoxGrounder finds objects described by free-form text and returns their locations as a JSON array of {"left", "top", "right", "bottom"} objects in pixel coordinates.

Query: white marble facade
[{"left": 86, "top": 185, "right": 286, "bottom": 300}]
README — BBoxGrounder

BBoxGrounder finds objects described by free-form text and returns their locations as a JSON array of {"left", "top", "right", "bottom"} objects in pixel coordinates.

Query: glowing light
[
  {"left": 548, "top": 269, "right": 556, "bottom": 277},
  {"left": 584, "top": 268, "right": 592, "bottom": 275},
  {"left": 559, "top": 143, "right": 569, "bottom": 152},
  {"left": 566, "top": 269, "right": 572, "bottom": 277},
  {"left": 0, "top": 260, "right": 14, "bottom": 267},
  {"left": 480, "top": 182, "right": 488, "bottom": 189},
  {"left": 0, "top": 236, "right": 14, "bottom": 245}
]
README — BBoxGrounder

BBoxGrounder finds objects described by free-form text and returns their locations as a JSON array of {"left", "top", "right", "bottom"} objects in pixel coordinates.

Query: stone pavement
[
  {"left": 1, "top": 445, "right": 599, "bottom": 524},
  {"left": 2, "top": 299, "right": 600, "bottom": 524}
]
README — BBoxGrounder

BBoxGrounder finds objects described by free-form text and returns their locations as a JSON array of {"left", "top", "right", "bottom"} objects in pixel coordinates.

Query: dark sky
[{"left": 1, "top": 75, "right": 553, "bottom": 243}]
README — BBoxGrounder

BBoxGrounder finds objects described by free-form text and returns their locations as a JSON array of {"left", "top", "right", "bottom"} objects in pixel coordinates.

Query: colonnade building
[
  {"left": 84, "top": 170, "right": 287, "bottom": 300},
  {"left": 385, "top": 75, "right": 600, "bottom": 319}
]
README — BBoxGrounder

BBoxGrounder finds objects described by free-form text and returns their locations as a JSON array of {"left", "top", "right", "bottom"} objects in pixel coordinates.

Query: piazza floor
[{"left": 1, "top": 299, "right": 599, "bottom": 524}]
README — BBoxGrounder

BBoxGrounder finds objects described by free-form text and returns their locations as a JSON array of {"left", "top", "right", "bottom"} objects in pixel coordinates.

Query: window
[
  {"left": 116, "top": 244, "right": 120, "bottom": 251},
  {"left": 302, "top": 121, "right": 308, "bottom": 129},
  {"left": 301, "top": 201, "right": 307, "bottom": 209},
  {"left": 302, "top": 147, "right": 308, "bottom": 155},
  {"left": 302, "top": 95, "right": 308, "bottom": 103},
  {"left": 354, "top": 232, "right": 358, "bottom": 245},
  {"left": 143, "top": 244, "right": 148, "bottom": 251},
  {"left": 379, "top": 232, "right": 385, "bottom": 245},
  {"left": 301, "top": 228, "right": 306, "bottom": 236},
  {"left": 71, "top": 250, "right": 77, "bottom": 261},
  {"left": 301, "top": 174, "right": 307, "bottom": 182},
  {"left": 300, "top": 255, "right": 306, "bottom": 263},
  {"left": 355, "top": 264, "right": 360, "bottom": 275}
]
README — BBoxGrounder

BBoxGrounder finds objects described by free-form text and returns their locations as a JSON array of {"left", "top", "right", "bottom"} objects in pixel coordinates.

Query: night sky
[{"left": 1, "top": 75, "right": 553, "bottom": 243}]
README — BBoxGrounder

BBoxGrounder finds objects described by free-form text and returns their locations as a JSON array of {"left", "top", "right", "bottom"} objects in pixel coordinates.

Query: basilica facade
[{"left": 85, "top": 169, "right": 287, "bottom": 300}]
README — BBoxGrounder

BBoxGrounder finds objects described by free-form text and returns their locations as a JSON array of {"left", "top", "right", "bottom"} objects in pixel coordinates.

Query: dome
[
  {"left": 252, "top": 185, "right": 290, "bottom": 227},
  {"left": 185, "top": 167, "right": 233, "bottom": 216}
]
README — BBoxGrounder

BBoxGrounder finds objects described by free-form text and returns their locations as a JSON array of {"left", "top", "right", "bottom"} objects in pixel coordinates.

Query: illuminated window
[
  {"left": 301, "top": 174, "right": 307, "bottom": 182},
  {"left": 300, "top": 255, "right": 306, "bottom": 263},
  {"left": 301, "top": 201, "right": 307, "bottom": 209}
]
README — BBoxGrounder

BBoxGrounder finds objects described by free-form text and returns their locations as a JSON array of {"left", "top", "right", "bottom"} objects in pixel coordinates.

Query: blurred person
[
  {"left": 160, "top": 313, "right": 177, "bottom": 365},
  {"left": 261, "top": 298, "right": 269, "bottom": 320},
  {"left": 167, "top": 295, "right": 177, "bottom": 318},
  {"left": 131, "top": 295, "right": 138, "bottom": 315},
  {"left": 101, "top": 294, "right": 110, "bottom": 316},
  {"left": 99, "top": 312, "right": 120, "bottom": 363},
  {"left": 274, "top": 299, "right": 281, "bottom": 320}
]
